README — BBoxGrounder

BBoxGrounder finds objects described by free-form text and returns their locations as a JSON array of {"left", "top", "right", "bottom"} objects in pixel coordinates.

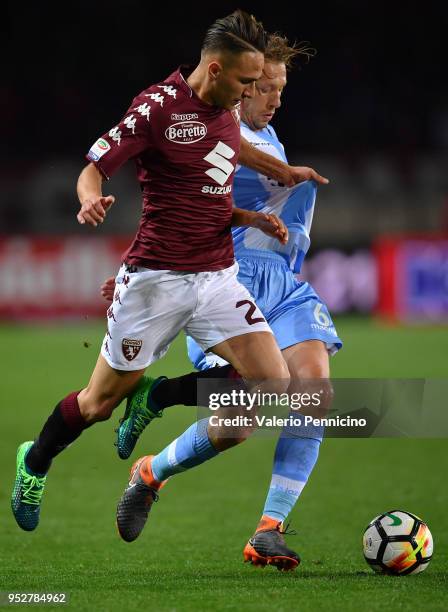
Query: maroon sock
[
  {"left": 59, "top": 392, "right": 87, "bottom": 431},
  {"left": 26, "top": 391, "right": 90, "bottom": 475}
]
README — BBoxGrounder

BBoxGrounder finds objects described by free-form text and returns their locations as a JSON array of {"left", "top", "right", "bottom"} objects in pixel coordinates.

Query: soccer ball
[{"left": 363, "top": 510, "right": 433, "bottom": 575}]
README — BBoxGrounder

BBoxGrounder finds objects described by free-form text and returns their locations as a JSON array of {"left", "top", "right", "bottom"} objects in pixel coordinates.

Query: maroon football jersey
[{"left": 86, "top": 67, "right": 241, "bottom": 271}]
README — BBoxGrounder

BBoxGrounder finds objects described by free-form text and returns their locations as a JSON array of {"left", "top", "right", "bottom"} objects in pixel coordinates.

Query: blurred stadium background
[
  {"left": 1, "top": 1, "right": 447, "bottom": 322},
  {"left": 1, "top": 1, "right": 447, "bottom": 610}
]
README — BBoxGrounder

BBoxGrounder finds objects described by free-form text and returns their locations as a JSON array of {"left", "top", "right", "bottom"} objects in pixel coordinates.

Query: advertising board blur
[{"left": 0, "top": 236, "right": 446, "bottom": 323}]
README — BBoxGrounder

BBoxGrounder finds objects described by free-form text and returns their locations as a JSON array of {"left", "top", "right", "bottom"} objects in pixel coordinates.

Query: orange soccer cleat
[
  {"left": 243, "top": 516, "right": 300, "bottom": 571},
  {"left": 116, "top": 455, "right": 166, "bottom": 542}
]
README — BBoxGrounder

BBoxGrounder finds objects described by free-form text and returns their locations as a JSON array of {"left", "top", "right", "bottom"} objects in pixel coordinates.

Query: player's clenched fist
[
  {"left": 101, "top": 276, "right": 115, "bottom": 302},
  {"left": 77, "top": 195, "right": 115, "bottom": 227},
  {"left": 252, "top": 212, "right": 289, "bottom": 245}
]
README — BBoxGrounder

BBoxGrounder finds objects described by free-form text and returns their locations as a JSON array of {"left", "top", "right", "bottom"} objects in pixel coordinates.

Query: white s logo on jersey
[{"left": 203, "top": 141, "right": 236, "bottom": 186}]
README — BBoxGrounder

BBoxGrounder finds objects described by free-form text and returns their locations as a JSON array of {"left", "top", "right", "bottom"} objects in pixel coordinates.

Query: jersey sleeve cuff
[{"left": 84, "top": 155, "right": 111, "bottom": 180}]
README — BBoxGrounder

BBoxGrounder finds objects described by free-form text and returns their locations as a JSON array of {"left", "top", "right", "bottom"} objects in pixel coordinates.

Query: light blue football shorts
[{"left": 187, "top": 251, "right": 343, "bottom": 371}]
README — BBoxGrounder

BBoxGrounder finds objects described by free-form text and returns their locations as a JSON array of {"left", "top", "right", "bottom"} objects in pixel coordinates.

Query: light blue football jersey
[
  {"left": 232, "top": 122, "right": 316, "bottom": 273},
  {"left": 187, "top": 122, "right": 342, "bottom": 371}
]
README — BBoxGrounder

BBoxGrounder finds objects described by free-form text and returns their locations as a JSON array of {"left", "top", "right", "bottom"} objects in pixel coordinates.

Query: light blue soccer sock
[
  {"left": 151, "top": 418, "right": 219, "bottom": 481},
  {"left": 262, "top": 422, "right": 323, "bottom": 522}
]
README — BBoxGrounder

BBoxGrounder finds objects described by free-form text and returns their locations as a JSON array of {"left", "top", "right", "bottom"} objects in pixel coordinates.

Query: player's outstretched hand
[
  {"left": 101, "top": 276, "right": 116, "bottom": 302},
  {"left": 252, "top": 212, "right": 288, "bottom": 245},
  {"left": 77, "top": 195, "right": 115, "bottom": 227},
  {"left": 285, "top": 166, "right": 329, "bottom": 187}
]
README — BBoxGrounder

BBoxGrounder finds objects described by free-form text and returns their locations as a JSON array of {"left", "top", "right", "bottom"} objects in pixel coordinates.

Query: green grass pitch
[{"left": 0, "top": 317, "right": 447, "bottom": 611}]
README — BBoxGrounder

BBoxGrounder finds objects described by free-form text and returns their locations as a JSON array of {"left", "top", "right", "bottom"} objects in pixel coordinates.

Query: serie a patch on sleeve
[{"left": 87, "top": 138, "right": 111, "bottom": 161}]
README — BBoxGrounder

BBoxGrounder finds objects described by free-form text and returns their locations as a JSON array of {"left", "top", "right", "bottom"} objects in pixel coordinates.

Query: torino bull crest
[{"left": 122, "top": 339, "right": 143, "bottom": 362}]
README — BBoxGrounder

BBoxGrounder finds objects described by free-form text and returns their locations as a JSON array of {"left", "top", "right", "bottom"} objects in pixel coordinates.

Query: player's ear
[{"left": 208, "top": 61, "right": 222, "bottom": 80}]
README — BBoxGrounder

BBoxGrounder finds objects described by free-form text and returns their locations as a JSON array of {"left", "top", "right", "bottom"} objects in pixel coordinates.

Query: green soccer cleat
[
  {"left": 116, "top": 375, "right": 166, "bottom": 460},
  {"left": 11, "top": 441, "right": 47, "bottom": 531}
]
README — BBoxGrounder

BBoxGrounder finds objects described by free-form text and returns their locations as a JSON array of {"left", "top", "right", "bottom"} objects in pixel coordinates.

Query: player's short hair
[
  {"left": 202, "top": 9, "right": 267, "bottom": 56},
  {"left": 265, "top": 33, "right": 316, "bottom": 69}
]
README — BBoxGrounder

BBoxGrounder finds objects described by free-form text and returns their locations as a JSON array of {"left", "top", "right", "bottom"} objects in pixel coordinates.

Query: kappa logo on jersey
[
  {"left": 88, "top": 138, "right": 111, "bottom": 161},
  {"left": 134, "top": 102, "right": 151, "bottom": 121},
  {"left": 124, "top": 114, "right": 136, "bottom": 134},
  {"left": 171, "top": 112, "right": 199, "bottom": 121},
  {"left": 165, "top": 121, "right": 207, "bottom": 144},
  {"left": 145, "top": 92, "right": 164, "bottom": 106},
  {"left": 203, "top": 141, "right": 236, "bottom": 186},
  {"left": 231, "top": 104, "right": 241, "bottom": 125},
  {"left": 109, "top": 126, "right": 122, "bottom": 145},
  {"left": 158, "top": 85, "right": 177, "bottom": 99},
  {"left": 122, "top": 338, "right": 143, "bottom": 361}
]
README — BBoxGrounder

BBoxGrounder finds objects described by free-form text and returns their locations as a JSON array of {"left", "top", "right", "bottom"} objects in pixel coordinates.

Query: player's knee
[
  {"left": 313, "top": 378, "right": 334, "bottom": 417},
  {"left": 273, "top": 358, "right": 290, "bottom": 383},
  {"left": 289, "top": 376, "right": 334, "bottom": 418},
  {"left": 287, "top": 359, "right": 333, "bottom": 418},
  {"left": 209, "top": 427, "right": 254, "bottom": 451},
  {"left": 272, "top": 359, "right": 291, "bottom": 388},
  {"left": 243, "top": 360, "right": 291, "bottom": 394},
  {"left": 256, "top": 369, "right": 291, "bottom": 398}
]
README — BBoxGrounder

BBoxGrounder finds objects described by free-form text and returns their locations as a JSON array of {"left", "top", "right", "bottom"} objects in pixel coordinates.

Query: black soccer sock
[
  {"left": 26, "top": 391, "right": 90, "bottom": 474},
  {"left": 152, "top": 365, "right": 241, "bottom": 409}
]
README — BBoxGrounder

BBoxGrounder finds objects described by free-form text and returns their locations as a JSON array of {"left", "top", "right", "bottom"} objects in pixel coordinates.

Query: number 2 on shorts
[{"left": 236, "top": 300, "right": 266, "bottom": 325}]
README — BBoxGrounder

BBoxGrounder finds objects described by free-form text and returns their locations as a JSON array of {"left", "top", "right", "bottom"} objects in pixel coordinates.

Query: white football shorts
[{"left": 101, "top": 262, "right": 272, "bottom": 371}]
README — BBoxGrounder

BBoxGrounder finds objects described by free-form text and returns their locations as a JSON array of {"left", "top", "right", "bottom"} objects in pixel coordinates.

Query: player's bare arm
[
  {"left": 239, "top": 137, "right": 329, "bottom": 187},
  {"left": 76, "top": 163, "right": 115, "bottom": 227},
  {"left": 232, "top": 207, "right": 288, "bottom": 244}
]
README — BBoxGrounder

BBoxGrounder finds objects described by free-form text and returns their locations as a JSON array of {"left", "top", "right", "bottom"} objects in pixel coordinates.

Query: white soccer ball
[{"left": 363, "top": 510, "right": 433, "bottom": 575}]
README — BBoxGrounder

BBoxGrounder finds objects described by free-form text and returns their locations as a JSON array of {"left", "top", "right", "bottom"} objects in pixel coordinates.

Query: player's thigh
[
  {"left": 205, "top": 333, "right": 289, "bottom": 450},
  {"left": 282, "top": 339, "right": 330, "bottom": 379},
  {"left": 212, "top": 331, "right": 289, "bottom": 382},
  {"left": 78, "top": 354, "right": 145, "bottom": 422}
]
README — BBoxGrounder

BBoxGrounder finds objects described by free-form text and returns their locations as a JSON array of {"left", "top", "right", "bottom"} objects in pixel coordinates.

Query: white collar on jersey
[{"left": 178, "top": 69, "right": 193, "bottom": 98}]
